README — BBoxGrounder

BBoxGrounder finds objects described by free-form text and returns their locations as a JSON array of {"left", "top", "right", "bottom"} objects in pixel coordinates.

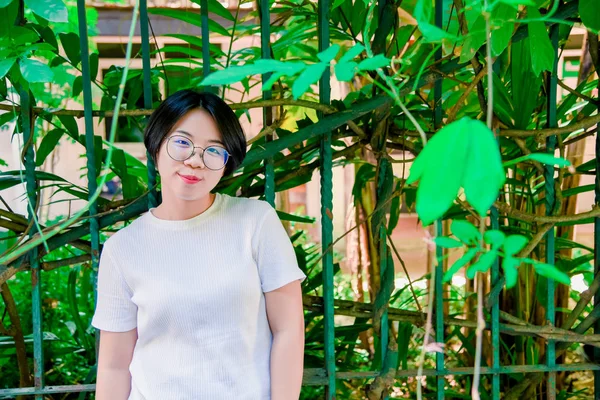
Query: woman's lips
[{"left": 178, "top": 173, "right": 201, "bottom": 184}]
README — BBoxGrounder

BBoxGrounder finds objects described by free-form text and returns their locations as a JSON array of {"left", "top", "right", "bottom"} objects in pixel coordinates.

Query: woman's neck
[{"left": 151, "top": 192, "right": 216, "bottom": 221}]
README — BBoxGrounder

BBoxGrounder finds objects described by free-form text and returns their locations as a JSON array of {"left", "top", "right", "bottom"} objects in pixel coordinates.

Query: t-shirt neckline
[{"left": 145, "top": 193, "right": 224, "bottom": 230}]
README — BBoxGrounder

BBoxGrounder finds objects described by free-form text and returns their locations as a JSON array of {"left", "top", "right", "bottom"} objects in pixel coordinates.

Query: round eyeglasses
[{"left": 166, "top": 135, "right": 230, "bottom": 171}]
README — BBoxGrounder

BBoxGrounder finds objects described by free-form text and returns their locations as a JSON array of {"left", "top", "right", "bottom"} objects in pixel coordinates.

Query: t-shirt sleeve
[
  {"left": 91, "top": 242, "right": 138, "bottom": 332},
  {"left": 253, "top": 205, "right": 307, "bottom": 293}
]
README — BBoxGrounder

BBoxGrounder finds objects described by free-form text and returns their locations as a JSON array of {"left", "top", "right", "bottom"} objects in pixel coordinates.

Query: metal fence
[{"left": 1, "top": 0, "right": 600, "bottom": 399}]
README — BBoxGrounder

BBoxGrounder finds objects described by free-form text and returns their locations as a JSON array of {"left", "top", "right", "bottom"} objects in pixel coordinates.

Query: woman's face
[{"left": 156, "top": 108, "right": 226, "bottom": 202}]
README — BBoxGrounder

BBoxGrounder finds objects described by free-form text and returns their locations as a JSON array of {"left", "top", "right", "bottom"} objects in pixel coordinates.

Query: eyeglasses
[{"left": 166, "top": 135, "right": 230, "bottom": 171}]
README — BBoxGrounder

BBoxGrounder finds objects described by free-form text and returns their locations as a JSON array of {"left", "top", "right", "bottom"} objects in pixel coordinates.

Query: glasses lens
[
  {"left": 167, "top": 136, "right": 193, "bottom": 161},
  {"left": 203, "top": 146, "right": 229, "bottom": 170}
]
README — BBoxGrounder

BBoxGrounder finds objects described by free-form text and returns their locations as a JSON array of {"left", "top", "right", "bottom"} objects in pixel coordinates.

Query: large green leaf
[
  {"left": 502, "top": 256, "right": 520, "bottom": 288},
  {"left": 317, "top": 44, "right": 340, "bottom": 63},
  {"left": 202, "top": 60, "right": 304, "bottom": 86},
  {"left": 147, "top": 8, "right": 228, "bottom": 36},
  {"left": 528, "top": 7, "right": 555, "bottom": 77},
  {"left": 511, "top": 38, "right": 542, "bottom": 128},
  {"left": 358, "top": 54, "right": 390, "bottom": 71},
  {"left": 433, "top": 237, "right": 464, "bottom": 248},
  {"left": 0, "top": 57, "right": 15, "bottom": 79},
  {"left": 19, "top": 58, "right": 54, "bottom": 83},
  {"left": 503, "top": 234, "right": 527, "bottom": 256},
  {"left": 24, "top": 0, "right": 67, "bottom": 22},
  {"left": 59, "top": 32, "right": 81, "bottom": 66},
  {"left": 580, "top": 0, "right": 600, "bottom": 32},
  {"left": 0, "top": 0, "right": 12, "bottom": 7},
  {"left": 36, "top": 129, "right": 64, "bottom": 167},
  {"left": 528, "top": 260, "right": 571, "bottom": 285},
  {"left": 292, "top": 62, "right": 327, "bottom": 99},
  {"left": 0, "top": 0, "right": 18, "bottom": 38},
  {"left": 339, "top": 44, "right": 365, "bottom": 63},
  {"left": 451, "top": 219, "right": 481, "bottom": 245},
  {"left": 466, "top": 250, "right": 497, "bottom": 279},
  {"left": 460, "top": 16, "right": 486, "bottom": 63},
  {"left": 462, "top": 119, "right": 505, "bottom": 216},
  {"left": 190, "top": 0, "right": 234, "bottom": 21},
  {"left": 443, "top": 247, "right": 478, "bottom": 282},
  {"left": 419, "top": 22, "right": 458, "bottom": 43},
  {"left": 491, "top": 4, "right": 515, "bottom": 56}
]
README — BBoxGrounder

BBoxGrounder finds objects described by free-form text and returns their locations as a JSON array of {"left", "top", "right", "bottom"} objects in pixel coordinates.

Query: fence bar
[
  {"left": 433, "top": 0, "right": 444, "bottom": 397},
  {"left": 490, "top": 206, "right": 500, "bottom": 399},
  {"left": 76, "top": 0, "right": 101, "bottom": 362},
  {"left": 317, "top": 0, "right": 336, "bottom": 396},
  {"left": 594, "top": 38, "right": 600, "bottom": 400},
  {"left": 259, "top": 0, "right": 275, "bottom": 206},
  {"left": 20, "top": 87, "right": 44, "bottom": 399},
  {"left": 139, "top": 0, "right": 158, "bottom": 208},
  {"left": 545, "top": 24, "right": 559, "bottom": 400}
]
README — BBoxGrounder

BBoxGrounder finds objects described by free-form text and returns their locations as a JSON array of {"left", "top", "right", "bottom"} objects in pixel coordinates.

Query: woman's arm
[
  {"left": 265, "top": 280, "right": 305, "bottom": 400},
  {"left": 96, "top": 328, "right": 138, "bottom": 400}
]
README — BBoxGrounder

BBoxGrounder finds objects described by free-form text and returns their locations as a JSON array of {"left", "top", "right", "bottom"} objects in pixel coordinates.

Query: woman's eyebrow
[{"left": 174, "top": 130, "right": 224, "bottom": 145}]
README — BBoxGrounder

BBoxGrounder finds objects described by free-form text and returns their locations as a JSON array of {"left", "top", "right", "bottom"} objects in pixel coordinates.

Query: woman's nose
[{"left": 183, "top": 149, "right": 206, "bottom": 169}]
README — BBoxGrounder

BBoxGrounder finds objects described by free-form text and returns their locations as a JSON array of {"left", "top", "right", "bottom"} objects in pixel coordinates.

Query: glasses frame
[{"left": 165, "top": 135, "right": 230, "bottom": 171}]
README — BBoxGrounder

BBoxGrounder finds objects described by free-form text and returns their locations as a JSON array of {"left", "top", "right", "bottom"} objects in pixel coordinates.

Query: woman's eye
[{"left": 174, "top": 140, "right": 191, "bottom": 147}]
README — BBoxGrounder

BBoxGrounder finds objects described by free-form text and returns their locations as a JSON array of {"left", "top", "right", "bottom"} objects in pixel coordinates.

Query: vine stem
[{"left": 472, "top": 0, "right": 495, "bottom": 397}]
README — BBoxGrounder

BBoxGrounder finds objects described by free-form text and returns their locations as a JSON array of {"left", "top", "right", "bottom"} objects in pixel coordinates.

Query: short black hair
[{"left": 144, "top": 89, "right": 247, "bottom": 176}]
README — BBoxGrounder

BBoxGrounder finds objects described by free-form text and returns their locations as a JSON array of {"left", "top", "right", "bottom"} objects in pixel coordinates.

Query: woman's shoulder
[
  {"left": 101, "top": 212, "right": 151, "bottom": 252},
  {"left": 220, "top": 193, "right": 273, "bottom": 216}
]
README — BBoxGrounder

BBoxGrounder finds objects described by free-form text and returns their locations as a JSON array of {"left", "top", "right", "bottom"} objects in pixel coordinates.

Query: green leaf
[
  {"left": 24, "top": 0, "right": 67, "bottom": 22},
  {"left": 443, "top": 247, "right": 478, "bottom": 282},
  {"left": 358, "top": 54, "right": 390, "bottom": 71},
  {"left": 58, "top": 115, "right": 79, "bottom": 139},
  {"left": 451, "top": 220, "right": 481, "bottom": 245},
  {"left": 0, "top": 0, "right": 18, "bottom": 38},
  {"left": 331, "top": 0, "right": 346, "bottom": 10},
  {"left": 276, "top": 210, "right": 315, "bottom": 224},
  {"left": 89, "top": 52, "right": 99, "bottom": 80},
  {"left": 503, "top": 234, "right": 528, "bottom": 256},
  {"left": 59, "top": 32, "right": 81, "bottom": 66},
  {"left": 147, "top": 8, "right": 229, "bottom": 36},
  {"left": 502, "top": 256, "right": 520, "bottom": 288},
  {"left": 419, "top": 22, "right": 458, "bottom": 43},
  {"left": 292, "top": 63, "right": 327, "bottom": 99},
  {"left": 317, "top": 44, "right": 340, "bottom": 63},
  {"left": 460, "top": 16, "right": 486, "bottom": 63},
  {"left": 202, "top": 60, "right": 303, "bottom": 86},
  {"left": 484, "top": 229, "right": 505, "bottom": 249},
  {"left": 335, "top": 61, "right": 357, "bottom": 82},
  {"left": 36, "top": 129, "right": 64, "bottom": 167},
  {"left": 523, "top": 153, "right": 571, "bottom": 167},
  {"left": 339, "top": 44, "right": 364, "bottom": 63},
  {"left": 0, "top": 57, "right": 15, "bottom": 79},
  {"left": 531, "top": 261, "right": 571, "bottom": 285},
  {"left": 434, "top": 237, "right": 464, "bottom": 249},
  {"left": 190, "top": 0, "right": 234, "bottom": 21},
  {"left": 0, "top": 0, "right": 13, "bottom": 7},
  {"left": 19, "top": 58, "right": 53, "bottom": 83},
  {"left": 411, "top": 119, "right": 471, "bottom": 225},
  {"left": 467, "top": 250, "right": 497, "bottom": 279},
  {"left": 491, "top": 4, "right": 515, "bottom": 56},
  {"left": 462, "top": 119, "right": 505, "bottom": 216},
  {"left": 72, "top": 75, "right": 83, "bottom": 97},
  {"left": 528, "top": 7, "right": 555, "bottom": 77},
  {"left": 580, "top": 0, "right": 600, "bottom": 32}
]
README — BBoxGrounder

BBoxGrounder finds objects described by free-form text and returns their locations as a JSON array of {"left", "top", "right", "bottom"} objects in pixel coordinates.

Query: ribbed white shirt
[{"left": 91, "top": 193, "right": 306, "bottom": 399}]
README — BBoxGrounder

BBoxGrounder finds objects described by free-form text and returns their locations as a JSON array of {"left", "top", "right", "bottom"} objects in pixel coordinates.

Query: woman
[{"left": 92, "top": 89, "right": 306, "bottom": 400}]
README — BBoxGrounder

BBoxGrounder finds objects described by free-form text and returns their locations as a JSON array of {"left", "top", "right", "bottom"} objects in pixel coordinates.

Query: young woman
[{"left": 92, "top": 89, "right": 306, "bottom": 400}]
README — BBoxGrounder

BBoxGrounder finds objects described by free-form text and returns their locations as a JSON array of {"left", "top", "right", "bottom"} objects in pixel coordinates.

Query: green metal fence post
[
  {"left": 259, "top": 0, "right": 275, "bottom": 206},
  {"left": 434, "top": 0, "right": 444, "bottom": 397},
  {"left": 317, "top": 0, "right": 336, "bottom": 396},
  {"left": 21, "top": 87, "right": 44, "bottom": 400},
  {"left": 139, "top": 0, "right": 158, "bottom": 208},
  {"left": 545, "top": 24, "right": 559, "bottom": 400},
  {"left": 76, "top": 0, "right": 101, "bottom": 362}
]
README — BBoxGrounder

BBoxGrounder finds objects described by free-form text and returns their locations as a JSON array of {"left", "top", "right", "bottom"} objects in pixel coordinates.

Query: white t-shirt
[{"left": 91, "top": 193, "right": 306, "bottom": 400}]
